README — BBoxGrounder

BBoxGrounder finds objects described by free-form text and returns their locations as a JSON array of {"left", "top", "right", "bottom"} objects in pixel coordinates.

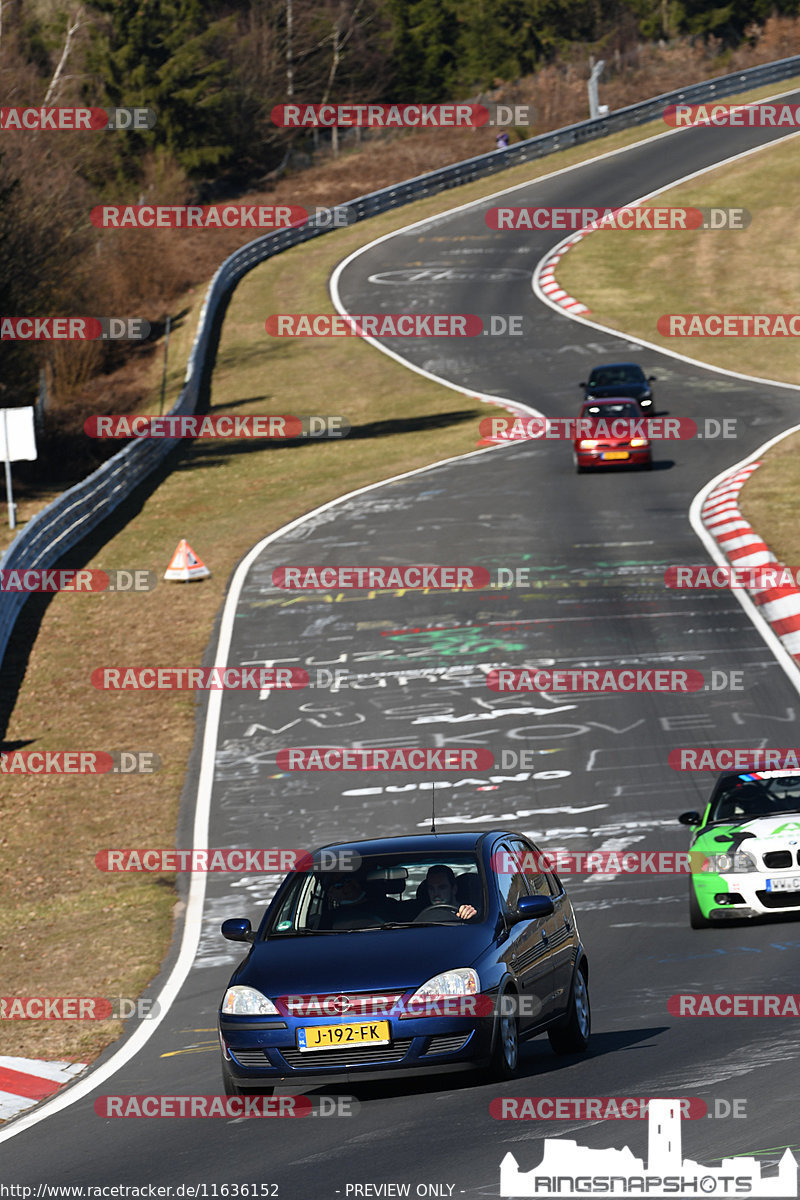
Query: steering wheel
[{"left": 413, "top": 903, "right": 461, "bottom": 923}]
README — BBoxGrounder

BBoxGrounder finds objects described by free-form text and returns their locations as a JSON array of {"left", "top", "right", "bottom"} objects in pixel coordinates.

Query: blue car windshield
[
  {"left": 266, "top": 851, "right": 484, "bottom": 935},
  {"left": 588, "top": 366, "right": 644, "bottom": 387},
  {"left": 709, "top": 775, "right": 800, "bottom": 823}
]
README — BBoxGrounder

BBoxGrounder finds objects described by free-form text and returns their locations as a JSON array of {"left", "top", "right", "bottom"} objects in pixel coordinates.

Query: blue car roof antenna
[{"left": 430, "top": 781, "right": 437, "bottom": 835}]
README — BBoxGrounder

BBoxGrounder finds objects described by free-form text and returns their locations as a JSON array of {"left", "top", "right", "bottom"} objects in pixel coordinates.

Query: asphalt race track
[{"left": 3, "top": 97, "right": 800, "bottom": 1197}]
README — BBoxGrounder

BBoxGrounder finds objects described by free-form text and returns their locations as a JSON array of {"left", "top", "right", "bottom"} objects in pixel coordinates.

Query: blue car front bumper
[{"left": 219, "top": 1013, "right": 491, "bottom": 1085}]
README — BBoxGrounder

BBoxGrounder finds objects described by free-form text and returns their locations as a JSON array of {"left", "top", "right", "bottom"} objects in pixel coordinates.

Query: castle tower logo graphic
[{"left": 500, "top": 1099, "right": 797, "bottom": 1197}]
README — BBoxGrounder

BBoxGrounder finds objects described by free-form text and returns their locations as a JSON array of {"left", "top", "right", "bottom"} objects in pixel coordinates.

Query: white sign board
[{"left": 0, "top": 407, "right": 37, "bottom": 461}]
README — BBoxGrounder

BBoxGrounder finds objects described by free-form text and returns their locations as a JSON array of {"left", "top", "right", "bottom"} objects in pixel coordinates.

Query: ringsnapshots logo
[
  {"left": 0, "top": 569, "right": 156, "bottom": 592},
  {"left": 499, "top": 1098, "right": 797, "bottom": 1197},
  {"left": 486, "top": 206, "right": 749, "bottom": 231},
  {"left": 270, "top": 102, "right": 531, "bottom": 128},
  {"left": 0, "top": 107, "right": 156, "bottom": 131},
  {"left": 84, "top": 415, "right": 348, "bottom": 439},
  {"left": 0, "top": 317, "right": 150, "bottom": 340}
]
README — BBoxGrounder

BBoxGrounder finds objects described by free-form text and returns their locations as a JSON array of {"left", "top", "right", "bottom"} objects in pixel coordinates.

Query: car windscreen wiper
[{"left": 265, "top": 928, "right": 360, "bottom": 937}]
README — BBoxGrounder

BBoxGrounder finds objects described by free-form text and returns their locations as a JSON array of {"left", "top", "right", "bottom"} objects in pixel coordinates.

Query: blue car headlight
[
  {"left": 221, "top": 985, "right": 280, "bottom": 1016},
  {"left": 400, "top": 968, "right": 480, "bottom": 1018},
  {"left": 701, "top": 850, "right": 757, "bottom": 873}
]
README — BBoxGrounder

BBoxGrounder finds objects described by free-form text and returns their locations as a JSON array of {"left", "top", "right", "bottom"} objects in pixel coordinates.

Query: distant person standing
[{"left": 495, "top": 130, "right": 510, "bottom": 149}]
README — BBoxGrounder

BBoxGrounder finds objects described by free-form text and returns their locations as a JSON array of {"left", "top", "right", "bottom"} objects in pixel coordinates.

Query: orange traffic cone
[{"left": 164, "top": 539, "right": 211, "bottom": 582}]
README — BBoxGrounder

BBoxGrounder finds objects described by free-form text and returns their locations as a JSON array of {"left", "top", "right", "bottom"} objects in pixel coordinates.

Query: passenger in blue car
[{"left": 323, "top": 871, "right": 397, "bottom": 928}]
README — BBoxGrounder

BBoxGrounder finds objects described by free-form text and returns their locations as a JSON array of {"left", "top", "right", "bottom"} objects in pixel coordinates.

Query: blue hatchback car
[{"left": 218, "top": 830, "right": 590, "bottom": 1092}]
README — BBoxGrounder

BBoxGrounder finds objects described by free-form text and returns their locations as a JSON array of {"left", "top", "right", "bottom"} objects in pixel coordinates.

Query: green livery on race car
[{"left": 679, "top": 770, "right": 800, "bottom": 928}]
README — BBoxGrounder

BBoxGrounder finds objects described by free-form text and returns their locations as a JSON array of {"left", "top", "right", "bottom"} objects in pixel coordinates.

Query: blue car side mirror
[
  {"left": 515, "top": 895, "right": 555, "bottom": 920},
  {"left": 221, "top": 918, "right": 255, "bottom": 942}
]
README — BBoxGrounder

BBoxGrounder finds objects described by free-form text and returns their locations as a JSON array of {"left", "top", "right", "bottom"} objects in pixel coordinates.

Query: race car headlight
[
  {"left": 578, "top": 439, "right": 599, "bottom": 449},
  {"left": 400, "top": 968, "right": 480, "bottom": 1017},
  {"left": 640, "top": 394, "right": 652, "bottom": 404},
  {"left": 701, "top": 850, "right": 758, "bottom": 874},
  {"left": 630, "top": 438, "right": 649, "bottom": 448},
  {"left": 221, "top": 986, "right": 279, "bottom": 1016}
]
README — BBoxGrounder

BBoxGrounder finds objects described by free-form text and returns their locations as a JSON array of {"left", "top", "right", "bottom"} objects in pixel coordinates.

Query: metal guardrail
[{"left": 2, "top": 51, "right": 799, "bottom": 666}]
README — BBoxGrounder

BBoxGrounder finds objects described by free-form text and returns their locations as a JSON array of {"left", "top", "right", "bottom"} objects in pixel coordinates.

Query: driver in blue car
[{"left": 423, "top": 865, "right": 477, "bottom": 920}]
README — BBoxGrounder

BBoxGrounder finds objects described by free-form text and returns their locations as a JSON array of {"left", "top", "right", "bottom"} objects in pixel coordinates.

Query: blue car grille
[{"left": 277, "top": 1039, "right": 414, "bottom": 1068}]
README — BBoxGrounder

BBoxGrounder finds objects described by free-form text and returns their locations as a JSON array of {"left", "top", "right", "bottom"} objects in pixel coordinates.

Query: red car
[{"left": 573, "top": 398, "right": 652, "bottom": 473}]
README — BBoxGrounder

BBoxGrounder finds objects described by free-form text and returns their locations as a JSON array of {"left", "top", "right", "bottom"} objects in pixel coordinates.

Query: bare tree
[{"left": 43, "top": 8, "right": 84, "bottom": 106}]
